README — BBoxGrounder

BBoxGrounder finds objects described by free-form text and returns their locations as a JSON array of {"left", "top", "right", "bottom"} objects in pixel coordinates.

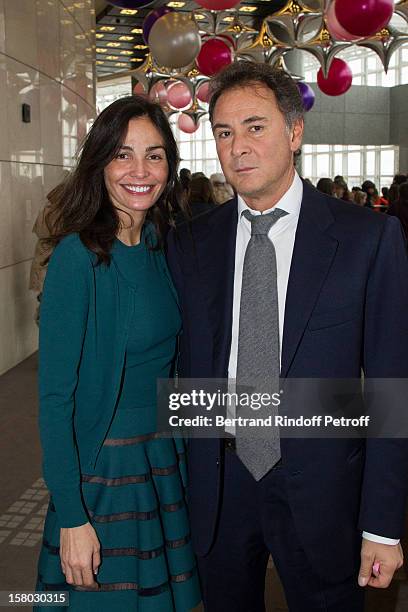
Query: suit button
[{"left": 216, "top": 459, "right": 220, "bottom": 467}]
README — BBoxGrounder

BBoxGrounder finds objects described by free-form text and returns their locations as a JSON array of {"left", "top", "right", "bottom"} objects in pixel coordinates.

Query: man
[{"left": 167, "top": 61, "right": 408, "bottom": 611}]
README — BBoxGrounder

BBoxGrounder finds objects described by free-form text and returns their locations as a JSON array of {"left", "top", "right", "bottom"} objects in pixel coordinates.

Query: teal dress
[{"left": 35, "top": 231, "right": 200, "bottom": 611}]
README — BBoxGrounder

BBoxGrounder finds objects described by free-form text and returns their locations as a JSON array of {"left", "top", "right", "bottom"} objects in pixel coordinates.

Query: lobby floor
[{"left": 0, "top": 354, "right": 407, "bottom": 611}]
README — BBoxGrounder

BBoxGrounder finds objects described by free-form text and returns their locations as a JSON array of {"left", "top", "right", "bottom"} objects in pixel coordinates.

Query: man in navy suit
[{"left": 167, "top": 61, "right": 408, "bottom": 611}]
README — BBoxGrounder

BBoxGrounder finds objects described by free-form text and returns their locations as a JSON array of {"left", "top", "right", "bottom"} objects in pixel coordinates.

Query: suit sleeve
[
  {"left": 38, "top": 239, "right": 91, "bottom": 528},
  {"left": 358, "top": 215, "right": 408, "bottom": 538}
]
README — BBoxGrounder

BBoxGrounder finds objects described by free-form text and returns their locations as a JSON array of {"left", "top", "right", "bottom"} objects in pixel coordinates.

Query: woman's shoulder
[{"left": 51, "top": 233, "right": 95, "bottom": 268}]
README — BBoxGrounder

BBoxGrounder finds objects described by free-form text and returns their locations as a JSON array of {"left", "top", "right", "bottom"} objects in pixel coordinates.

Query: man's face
[{"left": 211, "top": 84, "right": 303, "bottom": 209}]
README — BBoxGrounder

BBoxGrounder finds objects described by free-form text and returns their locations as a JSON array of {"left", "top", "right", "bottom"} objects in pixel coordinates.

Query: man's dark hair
[{"left": 208, "top": 61, "right": 304, "bottom": 129}]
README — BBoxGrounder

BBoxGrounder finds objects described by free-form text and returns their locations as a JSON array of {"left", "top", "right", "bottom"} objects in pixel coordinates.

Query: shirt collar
[{"left": 237, "top": 170, "right": 303, "bottom": 220}]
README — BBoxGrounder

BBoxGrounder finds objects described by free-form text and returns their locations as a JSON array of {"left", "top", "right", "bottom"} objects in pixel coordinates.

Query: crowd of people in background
[
  {"left": 314, "top": 172, "right": 408, "bottom": 238},
  {"left": 180, "top": 167, "right": 408, "bottom": 239}
]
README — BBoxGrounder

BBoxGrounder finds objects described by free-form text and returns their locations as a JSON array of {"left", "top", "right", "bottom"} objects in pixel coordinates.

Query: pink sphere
[
  {"left": 196, "top": 37, "right": 232, "bottom": 77},
  {"left": 317, "top": 58, "right": 353, "bottom": 96},
  {"left": 178, "top": 113, "right": 199, "bottom": 133},
  {"left": 334, "top": 0, "right": 394, "bottom": 38},
  {"left": 133, "top": 81, "right": 147, "bottom": 96},
  {"left": 166, "top": 80, "right": 192, "bottom": 110},
  {"left": 149, "top": 81, "right": 168, "bottom": 106},
  {"left": 196, "top": 81, "right": 211, "bottom": 103},
  {"left": 325, "top": 1, "right": 361, "bottom": 42},
  {"left": 196, "top": 0, "right": 239, "bottom": 9}
]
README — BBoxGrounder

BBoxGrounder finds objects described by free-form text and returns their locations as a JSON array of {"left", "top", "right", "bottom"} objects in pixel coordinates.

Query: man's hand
[
  {"left": 60, "top": 522, "right": 101, "bottom": 589},
  {"left": 358, "top": 539, "right": 404, "bottom": 588}
]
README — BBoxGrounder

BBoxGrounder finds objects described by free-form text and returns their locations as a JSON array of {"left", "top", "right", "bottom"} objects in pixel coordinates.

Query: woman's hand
[{"left": 60, "top": 522, "right": 101, "bottom": 589}]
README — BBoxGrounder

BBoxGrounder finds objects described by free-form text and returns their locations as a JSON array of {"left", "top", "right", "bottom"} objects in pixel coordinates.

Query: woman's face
[{"left": 104, "top": 116, "right": 169, "bottom": 220}]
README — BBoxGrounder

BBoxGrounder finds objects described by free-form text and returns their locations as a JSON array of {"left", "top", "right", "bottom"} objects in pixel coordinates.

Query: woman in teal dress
[{"left": 34, "top": 96, "right": 200, "bottom": 611}]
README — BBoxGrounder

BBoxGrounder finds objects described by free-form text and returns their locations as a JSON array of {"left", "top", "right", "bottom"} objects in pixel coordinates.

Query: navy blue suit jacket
[{"left": 167, "top": 181, "right": 408, "bottom": 582}]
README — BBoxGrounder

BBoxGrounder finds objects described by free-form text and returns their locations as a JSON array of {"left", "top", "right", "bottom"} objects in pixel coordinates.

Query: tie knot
[{"left": 242, "top": 208, "right": 288, "bottom": 235}]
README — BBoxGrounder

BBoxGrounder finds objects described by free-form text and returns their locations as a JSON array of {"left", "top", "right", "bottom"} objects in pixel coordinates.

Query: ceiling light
[
  {"left": 100, "top": 26, "right": 115, "bottom": 32},
  {"left": 120, "top": 9, "right": 138, "bottom": 15},
  {"left": 119, "top": 35, "right": 134, "bottom": 41},
  {"left": 107, "top": 42, "right": 121, "bottom": 47},
  {"left": 96, "top": 33, "right": 104, "bottom": 38},
  {"left": 96, "top": 48, "right": 107, "bottom": 53},
  {"left": 106, "top": 55, "right": 120, "bottom": 60},
  {"left": 134, "top": 44, "right": 148, "bottom": 49},
  {"left": 167, "top": 1, "right": 185, "bottom": 7},
  {"left": 120, "top": 50, "right": 133, "bottom": 55},
  {"left": 131, "top": 28, "right": 143, "bottom": 34},
  {"left": 239, "top": 5, "right": 257, "bottom": 12},
  {"left": 115, "top": 62, "right": 128, "bottom": 67}
]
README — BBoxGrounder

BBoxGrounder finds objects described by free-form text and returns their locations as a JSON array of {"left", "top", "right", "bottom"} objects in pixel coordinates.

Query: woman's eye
[
  {"left": 116, "top": 152, "right": 129, "bottom": 160},
  {"left": 148, "top": 154, "right": 163, "bottom": 161}
]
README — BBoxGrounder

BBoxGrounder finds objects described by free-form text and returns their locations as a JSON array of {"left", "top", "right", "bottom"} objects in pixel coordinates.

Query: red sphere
[
  {"left": 196, "top": 38, "right": 232, "bottom": 77},
  {"left": 334, "top": 0, "right": 393, "bottom": 38},
  {"left": 196, "top": 0, "right": 239, "bottom": 9},
  {"left": 317, "top": 58, "right": 353, "bottom": 96}
]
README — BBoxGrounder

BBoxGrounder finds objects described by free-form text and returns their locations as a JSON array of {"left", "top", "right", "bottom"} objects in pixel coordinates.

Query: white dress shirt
[{"left": 226, "top": 170, "right": 398, "bottom": 546}]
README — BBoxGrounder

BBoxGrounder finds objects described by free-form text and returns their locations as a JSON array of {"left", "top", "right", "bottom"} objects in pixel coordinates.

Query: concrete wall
[
  {"left": 0, "top": 0, "right": 96, "bottom": 375},
  {"left": 303, "top": 84, "right": 394, "bottom": 146}
]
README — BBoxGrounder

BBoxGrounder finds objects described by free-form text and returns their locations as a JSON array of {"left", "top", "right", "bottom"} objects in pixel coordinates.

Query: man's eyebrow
[
  {"left": 242, "top": 115, "right": 268, "bottom": 125},
  {"left": 212, "top": 116, "right": 268, "bottom": 131}
]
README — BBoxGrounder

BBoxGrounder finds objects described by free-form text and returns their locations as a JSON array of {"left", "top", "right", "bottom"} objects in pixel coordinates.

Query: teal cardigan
[{"left": 38, "top": 232, "right": 179, "bottom": 529}]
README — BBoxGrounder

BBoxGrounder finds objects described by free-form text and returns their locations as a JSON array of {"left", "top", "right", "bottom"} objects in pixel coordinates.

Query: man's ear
[{"left": 290, "top": 118, "right": 304, "bottom": 152}]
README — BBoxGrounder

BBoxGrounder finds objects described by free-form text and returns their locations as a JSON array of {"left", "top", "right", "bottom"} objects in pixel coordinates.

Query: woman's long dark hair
[{"left": 46, "top": 95, "right": 185, "bottom": 264}]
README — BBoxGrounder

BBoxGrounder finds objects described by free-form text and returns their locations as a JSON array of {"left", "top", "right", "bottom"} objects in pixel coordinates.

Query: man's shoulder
[
  {"left": 303, "top": 183, "right": 388, "bottom": 234},
  {"left": 169, "top": 198, "right": 236, "bottom": 244}
]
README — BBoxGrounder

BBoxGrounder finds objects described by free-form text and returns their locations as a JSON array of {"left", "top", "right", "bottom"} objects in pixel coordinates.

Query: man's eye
[
  {"left": 250, "top": 125, "right": 263, "bottom": 132},
  {"left": 218, "top": 131, "right": 230, "bottom": 139}
]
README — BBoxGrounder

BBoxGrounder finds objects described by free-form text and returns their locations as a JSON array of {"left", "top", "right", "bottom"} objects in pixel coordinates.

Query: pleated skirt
[{"left": 34, "top": 407, "right": 201, "bottom": 612}]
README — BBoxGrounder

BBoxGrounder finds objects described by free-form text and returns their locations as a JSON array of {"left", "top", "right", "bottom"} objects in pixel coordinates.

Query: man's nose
[{"left": 231, "top": 133, "right": 250, "bottom": 157}]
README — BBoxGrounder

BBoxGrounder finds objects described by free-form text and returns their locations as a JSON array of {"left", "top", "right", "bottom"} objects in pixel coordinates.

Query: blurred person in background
[
  {"left": 316, "top": 177, "right": 335, "bottom": 196},
  {"left": 388, "top": 181, "right": 408, "bottom": 239},
  {"left": 210, "top": 172, "right": 235, "bottom": 204}
]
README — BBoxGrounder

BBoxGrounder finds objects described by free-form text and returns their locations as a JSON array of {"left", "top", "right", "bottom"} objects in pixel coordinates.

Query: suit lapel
[
  {"left": 281, "top": 185, "right": 339, "bottom": 378},
  {"left": 195, "top": 199, "right": 238, "bottom": 377}
]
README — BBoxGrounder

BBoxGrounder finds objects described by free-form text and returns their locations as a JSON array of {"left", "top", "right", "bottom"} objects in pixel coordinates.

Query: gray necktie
[{"left": 235, "top": 207, "right": 288, "bottom": 481}]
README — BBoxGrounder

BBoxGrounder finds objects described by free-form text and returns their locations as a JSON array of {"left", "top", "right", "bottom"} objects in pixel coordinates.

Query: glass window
[
  {"left": 316, "top": 154, "right": 330, "bottom": 177},
  {"left": 380, "top": 149, "right": 395, "bottom": 175},
  {"left": 367, "top": 72, "right": 378, "bottom": 86},
  {"left": 334, "top": 153, "right": 343, "bottom": 175},
  {"left": 381, "top": 70, "right": 396, "bottom": 87},
  {"left": 401, "top": 65, "right": 408, "bottom": 85},
  {"left": 349, "top": 58, "right": 362, "bottom": 75},
  {"left": 347, "top": 152, "right": 361, "bottom": 176},
  {"left": 303, "top": 155, "right": 313, "bottom": 178},
  {"left": 205, "top": 139, "right": 217, "bottom": 158},
  {"left": 179, "top": 141, "right": 191, "bottom": 162},
  {"left": 366, "top": 151, "right": 376, "bottom": 175}
]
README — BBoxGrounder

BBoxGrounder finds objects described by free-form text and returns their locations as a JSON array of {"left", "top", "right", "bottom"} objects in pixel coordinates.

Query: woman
[
  {"left": 188, "top": 175, "right": 217, "bottom": 217},
  {"left": 316, "top": 177, "right": 335, "bottom": 196},
  {"left": 34, "top": 96, "right": 201, "bottom": 611},
  {"left": 209, "top": 173, "right": 234, "bottom": 205}
]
